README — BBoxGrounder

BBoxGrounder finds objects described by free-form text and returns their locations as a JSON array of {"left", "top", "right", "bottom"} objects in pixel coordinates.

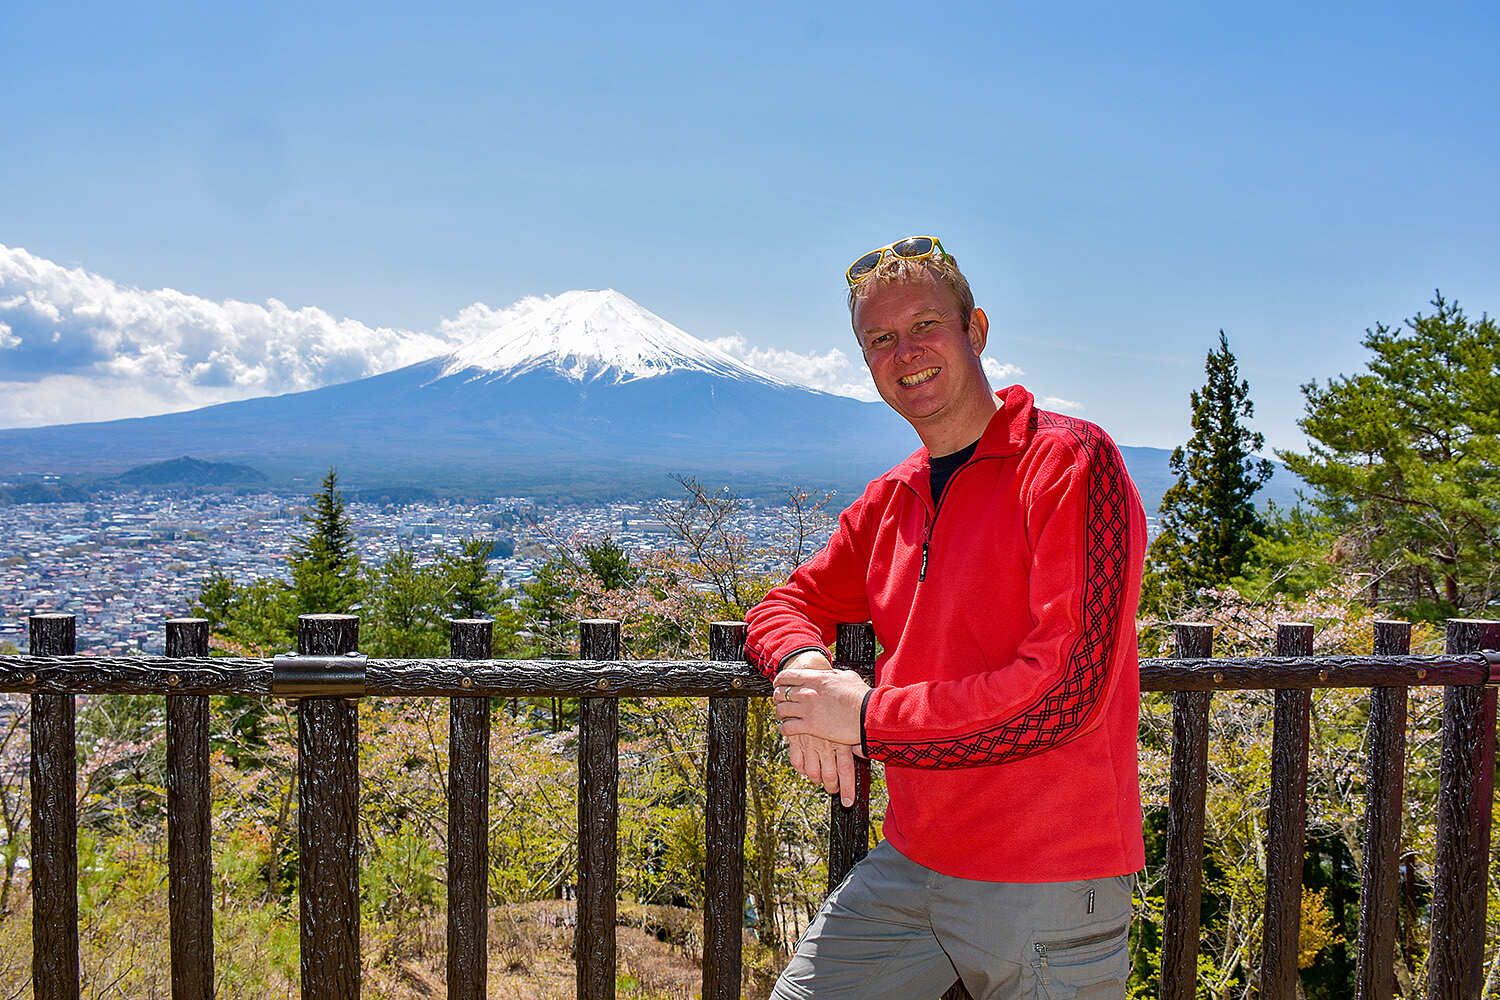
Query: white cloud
[
  {"left": 0, "top": 244, "right": 458, "bottom": 427},
  {"left": 709, "top": 336, "right": 1030, "bottom": 403},
  {"left": 0, "top": 374, "right": 248, "bottom": 428},
  {"left": 1042, "top": 395, "right": 1084, "bottom": 412},
  {"left": 707, "top": 335, "right": 880, "bottom": 401},
  {"left": 983, "top": 357, "right": 1024, "bottom": 383},
  {"left": 0, "top": 244, "right": 1049, "bottom": 428}
]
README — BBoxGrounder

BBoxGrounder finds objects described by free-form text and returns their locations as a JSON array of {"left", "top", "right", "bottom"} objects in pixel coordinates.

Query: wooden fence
[{"left": 1, "top": 611, "right": 1498, "bottom": 1000}]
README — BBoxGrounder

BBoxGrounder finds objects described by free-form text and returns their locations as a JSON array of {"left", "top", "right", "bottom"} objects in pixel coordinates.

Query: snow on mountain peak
[{"left": 436, "top": 289, "right": 787, "bottom": 386}]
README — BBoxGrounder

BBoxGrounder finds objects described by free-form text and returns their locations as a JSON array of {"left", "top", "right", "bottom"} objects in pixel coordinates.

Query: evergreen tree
[
  {"left": 519, "top": 558, "right": 578, "bottom": 658},
  {"left": 1281, "top": 293, "right": 1499, "bottom": 616},
  {"left": 579, "top": 536, "right": 639, "bottom": 591},
  {"left": 189, "top": 570, "right": 296, "bottom": 656},
  {"left": 193, "top": 566, "right": 237, "bottom": 631},
  {"left": 435, "top": 536, "right": 525, "bottom": 655},
  {"left": 1231, "top": 503, "right": 1340, "bottom": 601},
  {"left": 437, "top": 537, "right": 506, "bottom": 619},
  {"left": 288, "top": 467, "right": 362, "bottom": 615},
  {"left": 1144, "top": 332, "right": 1274, "bottom": 611},
  {"left": 363, "top": 544, "right": 445, "bottom": 657}
]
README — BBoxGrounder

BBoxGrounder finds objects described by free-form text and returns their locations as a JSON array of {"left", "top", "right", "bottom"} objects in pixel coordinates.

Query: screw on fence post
[
  {"left": 1428, "top": 618, "right": 1500, "bottom": 1000},
  {"left": 29, "top": 612, "right": 79, "bottom": 1000},
  {"left": 295, "top": 613, "right": 362, "bottom": 1000},
  {"left": 165, "top": 617, "right": 213, "bottom": 1000},
  {"left": 1262, "top": 622, "right": 1314, "bottom": 999},
  {"left": 447, "top": 618, "right": 492, "bottom": 1000},
  {"left": 703, "top": 621, "right": 749, "bottom": 1000},
  {"left": 1161, "top": 622, "right": 1213, "bottom": 1000},
  {"left": 577, "top": 619, "right": 621, "bottom": 1000},
  {"left": 1355, "top": 620, "right": 1411, "bottom": 1000},
  {"left": 827, "top": 622, "right": 874, "bottom": 893}
]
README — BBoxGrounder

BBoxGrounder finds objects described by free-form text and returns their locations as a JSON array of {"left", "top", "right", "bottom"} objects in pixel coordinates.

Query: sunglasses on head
[{"left": 845, "top": 236, "right": 953, "bottom": 287}]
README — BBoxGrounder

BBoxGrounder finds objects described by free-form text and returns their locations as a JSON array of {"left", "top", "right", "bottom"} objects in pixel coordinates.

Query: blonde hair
[{"left": 847, "top": 253, "right": 975, "bottom": 331}]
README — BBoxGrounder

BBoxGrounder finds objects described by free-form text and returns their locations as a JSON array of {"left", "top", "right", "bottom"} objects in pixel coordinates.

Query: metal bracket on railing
[
  {"left": 273, "top": 651, "right": 367, "bottom": 698},
  {"left": 1483, "top": 649, "right": 1500, "bottom": 682}
]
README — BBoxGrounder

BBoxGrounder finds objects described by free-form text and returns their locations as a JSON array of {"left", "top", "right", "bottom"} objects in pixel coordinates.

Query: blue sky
[{"left": 2, "top": 2, "right": 1496, "bottom": 451}]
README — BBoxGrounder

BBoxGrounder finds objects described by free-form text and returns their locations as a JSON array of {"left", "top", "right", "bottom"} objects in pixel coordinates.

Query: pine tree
[
  {"left": 1281, "top": 293, "right": 1499, "bottom": 616},
  {"left": 437, "top": 537, "right": 506, "bottom": 619},
  {"left": 288, "top": 467, "right": 362, "bottom": 616},
  {"left": 1144, "top": 332, "right": 1274, "bottom": 611},
  {"left": 431, "top": 537, "right": 524, "bottom": 655},
  {"left": 193, "top": 566, "right": 237, "bottom": 631},
  {"left": 579, "top": 537, "right": 639, "bottom": 591},
  {"left": 364, "top": 544, "right": 445, "bottom": 657}
]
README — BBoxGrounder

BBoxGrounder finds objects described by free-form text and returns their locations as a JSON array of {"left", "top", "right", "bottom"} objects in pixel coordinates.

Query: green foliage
[
  {"left": 362, "top": 544, "right": 446, "bottom": 657},
  {"left": 192, "top": 575, "right": 298, "bottom": 656},
  {"left": 1280, "top": 292, "right": 1500, "bottom": 618},
  {"left": 581, "top": 536, "right": 641, "bottom": 591},
  {"left": 519, "top": 535, "right": 640, "bottom": 656},
  {"left": 520, "top": 556, "right": 582, "bottom": 657},
  {"left": 1144, "top": 332, "right": 1273, "bottom": 612},
  {"left": 362, "top": 828, "right": 443, "bottom": 923},
  {"left": 192, "top": 469, "right": 521, "bottom": 661},
  {"left": 1231, "top": 503, "right": 1341, "bottom": 601},
  {"left": 289, "top": 466, "right": 363, "bottom": 616},
  {"left": 437, "top": 536, "right": 510, "bottom": 619}
]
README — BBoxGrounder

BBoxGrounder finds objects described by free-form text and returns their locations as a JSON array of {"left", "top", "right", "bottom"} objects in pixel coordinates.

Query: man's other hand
[
  {"left": 775, "top": 652, "right": 867, "bottom": 805},
  {"left": 786, "top": 733, "right": 860, "bottom": 807},
  {"left": 774, "top": 663, "right": 871, "bottom": 748}
]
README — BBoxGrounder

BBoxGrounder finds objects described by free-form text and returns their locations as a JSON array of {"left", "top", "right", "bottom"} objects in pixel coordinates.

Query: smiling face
[{"left": 853, "top": 271, "right": 997, "bottom": 454}]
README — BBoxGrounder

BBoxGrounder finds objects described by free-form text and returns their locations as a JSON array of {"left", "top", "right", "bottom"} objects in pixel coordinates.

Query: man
[{"left": 744, "top": 236, "right": 1147, "bottom": 999}]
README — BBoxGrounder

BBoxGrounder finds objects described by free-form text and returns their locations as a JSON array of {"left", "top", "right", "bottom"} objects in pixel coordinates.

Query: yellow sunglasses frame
[{"left": 845, "top": 236, "right": 953, "bottom": 287}]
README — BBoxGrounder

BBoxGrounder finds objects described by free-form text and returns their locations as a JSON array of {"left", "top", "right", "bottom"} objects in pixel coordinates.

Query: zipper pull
[
  {"left": 1034, "top": 942, "right": 1050, "bottom": 985},
  {"left": 919, "top": 541, "right": 929, "bottom": 581},
  {"left": 1087, "top": 887, "right": 1095, "bottom": 914}
]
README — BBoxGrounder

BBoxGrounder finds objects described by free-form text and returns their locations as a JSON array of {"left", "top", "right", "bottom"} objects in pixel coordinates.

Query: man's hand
[
  {"left": 786, "top": 733, "right": 860, "bottom": 807},
  {"left": 773, "top": 651, "right": 865, "bottom": 806},
  {"left": 774, "top": 661, "right": 872, "bottom": 751}
]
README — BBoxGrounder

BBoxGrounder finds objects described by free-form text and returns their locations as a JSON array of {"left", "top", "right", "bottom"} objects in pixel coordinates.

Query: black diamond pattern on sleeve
[{"left": 864, "top": 414, "right": 1130, "bottom": 768}]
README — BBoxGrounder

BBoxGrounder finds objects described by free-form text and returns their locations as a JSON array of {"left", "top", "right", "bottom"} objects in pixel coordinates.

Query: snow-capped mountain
[
  {"left": 0, "top": 289, "right": 914, "bottom": 496},
  {"left": 0, "top": 280, "right": 1297, "bottom": 509},
  {"left": 437, "top": 289, "right": 789, "bottom": 388}
]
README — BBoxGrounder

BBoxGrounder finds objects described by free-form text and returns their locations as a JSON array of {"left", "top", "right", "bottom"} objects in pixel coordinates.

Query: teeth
[{"left": 899, "top": 367, "right": 940, "bottom": 387}]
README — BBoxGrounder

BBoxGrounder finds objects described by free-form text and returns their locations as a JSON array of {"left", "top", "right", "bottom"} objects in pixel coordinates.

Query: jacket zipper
[{"left": 919, "top": 458, "right": 981, "bottom": 583}]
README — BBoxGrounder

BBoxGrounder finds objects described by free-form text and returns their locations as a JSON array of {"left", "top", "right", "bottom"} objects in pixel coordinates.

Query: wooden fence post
[
  {"left": 1354, "top": 620, "right": 1411, "bottom": 1000},
  {"left": 827, "top": 622, "right": 875, "bottom": 892},
  {"left": 1261, "top": 622, "right": 1314, "bottom": 999},
  {"left": 165, "top": 617, "right": 213, "bottom": 1000},
  {"left": 447, "top": 618, "right": 493, "bottom": 1000},
  {"left": 295, "top": 614, "right": 362, "bottom": 1000},
  {"left": 1427, "top": 618, "right": 1500, "bottom": 1000},
  {"left": 29, "top": 612, "right": 79, "bottom": 1000},
  {"left": 577, "top": 619, "right": 621, "bottom": 1000},
  {"left": 1161, "top": 622, "right": 1213, "bottom": 1000},
  {"left": 703, "top": 622, "right": 749, "bottom": 1000}
]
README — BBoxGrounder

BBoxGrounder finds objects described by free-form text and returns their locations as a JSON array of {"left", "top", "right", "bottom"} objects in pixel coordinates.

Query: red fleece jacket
[{"left": 746, "top": 385, "right": 1147, "bottom": 882}]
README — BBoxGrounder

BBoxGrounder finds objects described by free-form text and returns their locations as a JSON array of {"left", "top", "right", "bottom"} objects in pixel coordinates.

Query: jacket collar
[{"left": 881, "top": 384, "right": 1038, "bottom": 492}]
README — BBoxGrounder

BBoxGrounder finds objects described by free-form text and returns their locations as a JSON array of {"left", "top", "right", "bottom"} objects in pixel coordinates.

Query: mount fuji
[{"left": 0, "top": 290, "right": 918, "bottom": 498}]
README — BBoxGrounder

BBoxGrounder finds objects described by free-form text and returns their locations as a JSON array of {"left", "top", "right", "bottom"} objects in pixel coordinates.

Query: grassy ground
[{"left": 0, "top": 897, "right": 775, "bottom": 999}]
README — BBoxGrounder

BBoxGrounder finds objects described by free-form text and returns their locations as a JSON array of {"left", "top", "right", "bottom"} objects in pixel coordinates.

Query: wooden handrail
[
  {"left": 2, "top": 651, "right": 1494, "bottom": 697},
  {"left": 7, "top": 612, "right": 1499, "bottom": 1000}
]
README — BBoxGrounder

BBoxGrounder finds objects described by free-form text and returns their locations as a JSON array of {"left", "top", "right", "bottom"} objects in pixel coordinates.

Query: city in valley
[{"left": 0, "top": 489, "right": 838, "bottom": 655}]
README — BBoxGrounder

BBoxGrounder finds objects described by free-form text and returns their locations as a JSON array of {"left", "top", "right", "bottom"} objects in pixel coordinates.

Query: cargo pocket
[{"left": 1028, "top": 922, "right": 1128, "bottom": 999}]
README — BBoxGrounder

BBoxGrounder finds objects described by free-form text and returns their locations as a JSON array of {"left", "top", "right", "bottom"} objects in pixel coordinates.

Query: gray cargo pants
[{"left": 771, "top": 841, "right": 1134, "bottom": 999}]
